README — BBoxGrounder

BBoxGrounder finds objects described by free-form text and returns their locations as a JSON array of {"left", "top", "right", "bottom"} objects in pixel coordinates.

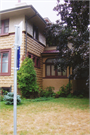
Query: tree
[
  {"left": 17, "top": 57, "right": 39, "bottom": 98},
  {"left": 45, "top": 0, "right": 89, "bottom": 87}
]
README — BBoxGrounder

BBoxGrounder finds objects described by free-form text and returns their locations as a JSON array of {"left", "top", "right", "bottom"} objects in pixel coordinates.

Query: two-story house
[{"left": 0, "top": 3, "right": 73, "bottom": 93}]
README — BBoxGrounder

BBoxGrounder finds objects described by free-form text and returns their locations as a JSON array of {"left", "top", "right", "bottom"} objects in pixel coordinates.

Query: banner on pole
[
  {"left": 17, "top": 46, "right": 20, "bottom": 70},
  {"left": 15, "top": 21, "right": 22, "bottom": 46},
  {"left": 14, "top": 21, "right": 22, "bottom": 70}
]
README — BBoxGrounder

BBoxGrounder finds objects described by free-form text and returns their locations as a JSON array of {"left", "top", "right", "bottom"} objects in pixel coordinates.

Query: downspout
[{"left": 25, "top": 13, "right": 38, "bottom": 57}]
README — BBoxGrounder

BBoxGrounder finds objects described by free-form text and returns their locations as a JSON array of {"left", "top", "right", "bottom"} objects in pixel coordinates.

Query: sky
[{"left": 0, "top": 0, "right": 64, "bottom": 23}]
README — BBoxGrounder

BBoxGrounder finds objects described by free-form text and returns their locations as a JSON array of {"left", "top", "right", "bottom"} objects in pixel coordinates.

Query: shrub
[
  {"left": 17, "top": 57, "right": 39, "bottom": 98},
  {"left": 39, "top": 88, "right": 45, "bottom": 97},
  {"left": 0, "top": 95, "right": 4, "bottom": 101},
  {"left": 0, "top": 88, "right": 8, "bottom": 95},
  {"left": 67, "top": 93, "right": 73, "bottom": 98},
  {"left": 73, "top": 88, "right": 88, "bottom": 98},
  {"left": 57, "top": 83, "right": 72, "bottom": 97},
  {"left": 3, "top": 92, "right": 21, "bottom": 105},
  {"left": 2, "top": 89, "right": 8, "bottom": 95},
  {"left": 39, "top": 86, "right": 55, "bottom": 98},
  {"left": 78, "top": 94, "right": 84, "bottom": 98}
]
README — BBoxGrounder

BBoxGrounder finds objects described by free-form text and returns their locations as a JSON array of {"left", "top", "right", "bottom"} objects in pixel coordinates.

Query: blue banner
[{"left": 17, "top": 46, "right": 20, "bottom": 70}]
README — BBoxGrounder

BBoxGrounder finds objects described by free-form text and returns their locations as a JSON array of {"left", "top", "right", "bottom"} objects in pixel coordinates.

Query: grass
[{"left": 0, "top": 97, "right": 90, "bottom": 135}]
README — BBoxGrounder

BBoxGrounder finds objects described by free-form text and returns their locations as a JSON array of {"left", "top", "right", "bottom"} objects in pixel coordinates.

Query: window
[
  {"left": 0, "top": 19, "right": 9, "bottom": 35},
  {"left": 45, "top": 58, "right": 67, "bottom": 78},
  {"left": 0, "top": 49, "right": 11, "bottom": 76},
  {"left": 28, "top": 52, "right": 40, "bottom": 68},
  {"left": 36, "top": 58, "right": 40, "bottom": 67},
  {"left": 33, "top": 26, "right": 38, "bottom": 40},
  {"left": 1, "top": 87, "right": 11, "bottom": 95}
]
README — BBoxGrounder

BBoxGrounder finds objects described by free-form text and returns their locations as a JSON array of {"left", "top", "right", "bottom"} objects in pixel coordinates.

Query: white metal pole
[
  {"left": 14, "top": 44, "right": 17, "bottom": 135},
  {"left": 13, "top": 22, "right": 22, "bottom": 135},
  {"left": 13, "top": 26, "right": 18, "bottom": 135}
]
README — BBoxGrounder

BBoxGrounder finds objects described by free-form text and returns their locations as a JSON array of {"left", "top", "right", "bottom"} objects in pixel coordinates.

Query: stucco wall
[
  {"left": 43, "top": 79, "right": 69, "bottom": 92},
  {"left": 38, "top": 32, "right": 46, "bottom": 46},
  {"left": 27, "top": 21, "right": 33, "bottom": 37},
  {"left": 9, "top": 14, "right": 46, "bottom": 45},
  {"left": 27, "top": 21, "right": 46, "bottom": 46},
  {"left": 9, "top": 15, "right": 25, "bottom": 33}
]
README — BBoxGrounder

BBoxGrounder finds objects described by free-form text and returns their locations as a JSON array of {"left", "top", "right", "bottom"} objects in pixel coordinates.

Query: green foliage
[
  {"left": 39, "top": 86, "right": 55, "bottom": 98},
  {"left": 17, "top": 57, "right": 39, "bottom": 98},
  {"left": 0, "top": 95, "right": 4, "bottom": 101},
  {"left": 67, "top": 93, "right": 73, "bottom": 98},
  {"left": 72, "top": 89, "right": 88, "bottom": 98},
  {"left": 78, "top": 95, "right": 84, "bottom": 98},
  {"left": 56, "top": 83, "right": 72, "bottom": 97},
  {"left": 72, "top": 95, "right": 78, "bottom": 98},
  {"left": 0, "top": 88, "right": 8, "bottom": 95},
  {"left": 2, "top": 89, "right": 8, "bottom": 95},
  {"left": 3, "top": 92, "right": 21, "bottom": 105}
]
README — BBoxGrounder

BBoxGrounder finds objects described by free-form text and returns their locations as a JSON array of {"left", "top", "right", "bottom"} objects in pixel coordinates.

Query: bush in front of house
[
  {"left": 72, "top": 88, "right": 89, "bottom": 98},
  {"left": 56, "top": 83, "right": 72, "bottom": 98},
  {"left": 39, "top": 86, "right": 55, "bottom": 98},
  {"left": 3, "top": 92, "right": 21, "bottom": 105},
  {"left": 17, "top": 57, "right": 39, "bottom": 98},
  {"left": 0, "top": 95, "right": 4, "bottom": 102}
]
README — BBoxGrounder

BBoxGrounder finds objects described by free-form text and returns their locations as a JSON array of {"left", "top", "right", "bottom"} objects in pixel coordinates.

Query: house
[{"left": 0, "top": 2, "right": 72, "bottom": 94}]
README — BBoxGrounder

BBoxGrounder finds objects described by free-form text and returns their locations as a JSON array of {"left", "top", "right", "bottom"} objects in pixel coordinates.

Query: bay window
[
  {"left": 28, "top": 52, "right": 40, "bottom": 68},
  {"left": 46, "top": 58, "right": 67, "bottom": 78},
  {"left": 0, "top": 49, "right": 11, "bottom": 76}
]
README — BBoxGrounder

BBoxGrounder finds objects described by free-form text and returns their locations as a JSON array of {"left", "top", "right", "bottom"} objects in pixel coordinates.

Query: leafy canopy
[{"left": 45, "top": 0, "right": 89, "bottom": 86}]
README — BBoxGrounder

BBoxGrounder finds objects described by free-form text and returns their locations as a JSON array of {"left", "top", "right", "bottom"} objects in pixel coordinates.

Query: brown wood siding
[
  {"left": 25, "top": 34, "right": 45, "bottom": 88},
  {"left": 0, "top": 33, "right": 25, "bottom": 91}
]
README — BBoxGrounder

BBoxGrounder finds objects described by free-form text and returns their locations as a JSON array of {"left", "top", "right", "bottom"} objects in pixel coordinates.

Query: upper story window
[
  {"left": 28, "top": 52, "right": 40, "bottom": 68},
  {"left": 0, "top": 19, "right": 9, "bottom": 35},
  {"left": 45, "top": 58, "right": 67, "bottom": 78},
  {"left": 0, "top": 49, "right": 11, "bottom": 76},
  {"left": 33, "top": 26, "right": 38, "bottom": 40}
]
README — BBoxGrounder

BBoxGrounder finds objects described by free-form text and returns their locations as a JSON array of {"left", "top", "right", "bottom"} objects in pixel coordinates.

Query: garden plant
[{"left": 17, "top": 57, "right": 39, "bottom": 98}]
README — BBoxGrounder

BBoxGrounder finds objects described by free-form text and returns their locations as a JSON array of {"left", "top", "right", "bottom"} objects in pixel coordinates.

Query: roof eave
[{"left": 0, "top": 5, "right": 46, "bottom": 25}]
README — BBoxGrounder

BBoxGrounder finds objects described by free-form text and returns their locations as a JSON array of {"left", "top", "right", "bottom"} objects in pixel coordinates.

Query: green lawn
[{"left": 0, "top": 97, "right": 90, "bottom": 135}]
